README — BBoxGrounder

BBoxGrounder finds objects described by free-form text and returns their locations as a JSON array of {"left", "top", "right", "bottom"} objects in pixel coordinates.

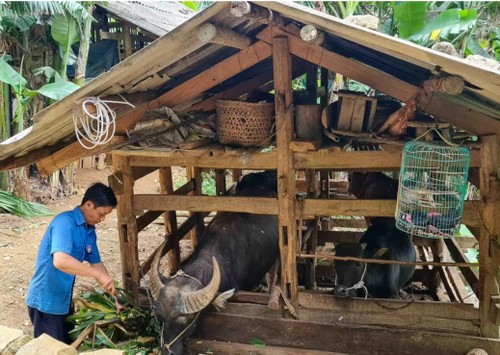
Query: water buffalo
[
  {"left": 334, "top": 219, "right": 416, "bottom": 298},
  {"left": 149, "top": 185, "right": 279, "bottom": 354},
  {"left": 348, "top": 171, "right": 398, "bottom": 200},
  {"left": 236, "top": 170, "right": 277, "bottom": 193}
]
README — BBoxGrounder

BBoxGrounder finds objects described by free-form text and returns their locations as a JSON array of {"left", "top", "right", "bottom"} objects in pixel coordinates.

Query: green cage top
[{"left": 395, "top": 141, "right": 470, "bottom": 239}]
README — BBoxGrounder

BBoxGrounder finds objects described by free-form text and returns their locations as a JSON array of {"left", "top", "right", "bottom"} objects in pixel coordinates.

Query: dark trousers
[{"left": 28, "top": 306, "right": 73, "bottom": 344}]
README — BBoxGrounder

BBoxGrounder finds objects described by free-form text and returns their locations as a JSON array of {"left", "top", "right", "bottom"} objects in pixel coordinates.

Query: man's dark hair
[{"left": 81, "top": 182, "right": 117, "bottom": 208}]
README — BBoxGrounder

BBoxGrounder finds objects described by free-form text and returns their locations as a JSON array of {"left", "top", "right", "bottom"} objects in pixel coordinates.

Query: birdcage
[{"left": 395, "top": 141, "right": 470, "bottom": 239}]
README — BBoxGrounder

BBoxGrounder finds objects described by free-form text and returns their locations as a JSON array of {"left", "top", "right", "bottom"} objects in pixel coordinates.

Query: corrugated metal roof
[
  {"left": 100, "top": 1, "right": 195, "bottom": 37},
  {"left": 1, "top": 1, "right": 499, "bottom": 171}
]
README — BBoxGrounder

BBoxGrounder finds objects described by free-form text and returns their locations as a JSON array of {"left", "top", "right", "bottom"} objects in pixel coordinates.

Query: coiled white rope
[{"left": 73, "top": 95, "right": 135, "bottom": 149}]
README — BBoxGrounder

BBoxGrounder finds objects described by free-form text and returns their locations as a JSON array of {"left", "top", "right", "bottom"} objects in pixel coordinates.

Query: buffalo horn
[
  {"left": 149, "top": 241, "right": 169, "bottom": 300},
  {"left": 180, "top": 257, "right": 221, "bottom": 314}
]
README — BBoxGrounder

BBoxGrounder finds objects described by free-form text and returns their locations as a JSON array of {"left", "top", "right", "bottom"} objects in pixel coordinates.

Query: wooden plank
[
  {"left": 187, "top": 339, "right": 339, "bottom": 355},
  {"left": 295, "top": 145, "right": 481, "bottom": 170},
  {"left": 337, "top": 97, "right": 356, "bottom": 130},
  {"left": 231, "top": 291, "right": 479, "bottom": 321},
  {"left": 300, "top": 199, "right": 481, "bottom": 227},
  {"left": 112, "top": 145, "right": 277, "bottom": 169},
  {"left": 131, "top": 166, "right": 157, "bottom": 181},
  {"left": 36, "top": 136, "right": 127, "bottom": 176},
  {"left": 298, "top": 292, "right": 478, "bottom": 321},
  {"left": 350, "top": 99, "right": 367, "bottom": 132},
  {"left": 132, "top": 195, "right": 480, "bottom": 227},
  {"left": 136, "top": 210, "right": 163, "bottom": 233},
  {"left": 217, "top": 302, "right": 478, "bottom": 335},
  {"left": 194, "top": 311, "right": 500, "bottom": 355},
  {"left": 273, "top": 36, "right": 299, "bottom": 310},
  {"left": 112, "top": 155, "right": 140, "bottom": 297},
  {"left": 133, "top": 194, "right": 277, "bottom": 214},
  {"left": 256, "top": 26, "right": 500, "bottom": 136},
  {"left": 444, "top": 238, "right": 480, "bottom": 290}
]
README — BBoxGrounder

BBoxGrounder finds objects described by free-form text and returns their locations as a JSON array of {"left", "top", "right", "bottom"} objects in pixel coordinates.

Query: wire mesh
[{"left": 395, "top": 141, "right": 470, "bottom": 239}]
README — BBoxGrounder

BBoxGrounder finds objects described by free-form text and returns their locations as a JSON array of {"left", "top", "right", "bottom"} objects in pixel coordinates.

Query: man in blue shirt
[{"left": 26, "top": 182, "right": 120, "bottom": 344}]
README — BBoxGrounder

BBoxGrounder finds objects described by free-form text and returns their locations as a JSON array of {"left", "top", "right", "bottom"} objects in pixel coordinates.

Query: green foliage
[
  {"left": 407, "top": 8, "right": 477, "bottom": 43},
  {"left": 0, "top": 57, "right": 79, "bottom": 124},
  {"left": 249, "top": 337, "right": 266, "bottom": 349},
  {"left": 393, "top": 1, "right": 427, "bottom": 38},
  {"left": 202, "top": 171, "right": 216, "bottom": 196},
  {"left": 181, "top": 1, "right": 198, "bottom": 11},
  {"left": 69, "top": 286, "right": 159, "bottom": 354},
  {"left": 51, "top": 13, "right": 80, "bottom": 77},
  {"left": 491, "top": 28, "right": 500, "bottom": 60},
  {"left": 0, "top": 190, "right": 53, "bottom": 217}
]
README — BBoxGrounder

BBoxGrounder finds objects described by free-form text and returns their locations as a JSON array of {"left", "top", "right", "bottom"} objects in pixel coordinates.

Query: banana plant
[{"left": 0, "top": 57, "right": 79, "bottom": 133}]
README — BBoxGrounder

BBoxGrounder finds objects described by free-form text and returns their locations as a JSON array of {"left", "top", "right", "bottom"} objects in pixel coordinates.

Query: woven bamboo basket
[{"left": 215, "top": 99, "right": 274, "bottom": 147}]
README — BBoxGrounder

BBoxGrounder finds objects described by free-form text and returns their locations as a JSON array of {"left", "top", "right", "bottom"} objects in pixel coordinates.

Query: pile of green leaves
[
  {"left": 68, "top": 287, "right": 160, "bottom": 354},
  {"left": 0, "top": 190, "right": 53, "bottom": 218}
]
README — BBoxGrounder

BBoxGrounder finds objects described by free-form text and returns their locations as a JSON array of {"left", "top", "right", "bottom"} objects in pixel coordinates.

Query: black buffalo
[
  {"left": 236, "top": 170, "right": 277, "bottom": 193},
  {"left": 149, "top": 185, "right": 279, "bottom": 354},
  {"left": 334, "top": 219, "right": 416, "bottom": 298}
]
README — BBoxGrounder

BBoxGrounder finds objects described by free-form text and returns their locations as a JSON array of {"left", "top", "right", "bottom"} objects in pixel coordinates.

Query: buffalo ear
[
  {"left": 211, "top": 289, "right": 235, "bottom": 311},
  {"left": 373, "top": 247, "right": 390, "bottom": 258}
]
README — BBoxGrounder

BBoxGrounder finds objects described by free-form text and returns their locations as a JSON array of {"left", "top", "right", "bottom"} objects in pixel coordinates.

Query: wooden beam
[
  {"left": 217, "top": 302, "right": 478, "bottom": 335},
  {"left": 187, "top": 339, "right": 335, "bottom": 355},
  {"left": 131, "top": 167, "right": 157, "bottom": 181},
  {"left": 444, "top": 238, "right": 480, "bottom": 290},
  {"left": 256, "top": 26, "right": 500, "bottom": 136},
  {"left": 295, "top": 144, "right": 480, "bottom": 170},
  {"left": 273, "top": 36, "right": 299, "bottom": 310},
  {"left": 187, "top": 68, "right": 274, "bottom": 112},
  {"left": 112, "top": 145, "right": 277, "bottom": 169},
  {"left": 159, "top": 167, "right": 180, "bottom": 273},
  {"left": 133, "top": 194, "right": 278, "bottom": 215},
  {"left": 114, "top": 40, "right": 272, "bottom": 135},
  {"left": 112, "top": 155, "right": 140, "bottom": 298},
  {"left": 197, "top": 23, "right": 251, "bottom": 49},
  {"left": 35, "top": 136, "right": 126, "bottom": 176},
  {"left": 478, "top": 134, "right": 500, "bottom": 337},
  {"left": 194, "top": 310, "right": 499, "bottom": 355},
  {"left": 300, "top": 199, "right": 481, "bottom": 226},
  {"left": 298, "top": 292, "right": 478, "bottom": 320}
]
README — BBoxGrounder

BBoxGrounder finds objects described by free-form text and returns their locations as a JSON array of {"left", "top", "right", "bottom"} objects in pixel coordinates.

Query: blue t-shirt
[{"left": 26, "top": 207, "right": 101, "bottom": 315}]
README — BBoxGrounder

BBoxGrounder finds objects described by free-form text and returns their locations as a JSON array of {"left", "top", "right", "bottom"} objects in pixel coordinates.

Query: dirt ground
[{"left": 0, "top": 167, "right": 169, "bottom": 336}]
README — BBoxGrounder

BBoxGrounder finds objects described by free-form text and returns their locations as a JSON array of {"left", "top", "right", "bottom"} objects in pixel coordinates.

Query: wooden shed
[{"left": 1, "top": 2, "right": 500, "bottom": 354}]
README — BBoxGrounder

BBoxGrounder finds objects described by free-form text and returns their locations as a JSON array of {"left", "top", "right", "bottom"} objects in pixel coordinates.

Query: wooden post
[
  {"left": 187, "top": 166, "right": 203, "bottom": 248},
  {"left": 479, "top": 135, "right": 500, "bottom": 338},
  {"left": 159, "top": 167, "right": 180, "bottom": 273},
  {"left": 273, "top": 36, "right": 299, "bottom": 311},
  {"left": 123, "top": 22, "right": 133, "bottom": 58},
  {"left": 215, "top": 169, "right": 226, "bottom": 195},
  {"left": 111, "top": 155, "right": 140, "bottom": 298},
  {"left": 304, "top": 170, "right": 318, "bottom": 289},
  {"left": 232, "top": 169, "right": 242, "bottom": 185}
]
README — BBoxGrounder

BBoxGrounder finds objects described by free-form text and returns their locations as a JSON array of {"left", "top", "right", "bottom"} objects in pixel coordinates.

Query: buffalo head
[{"left": 149, "top": 246, "right": 222, "bottom": 354}]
